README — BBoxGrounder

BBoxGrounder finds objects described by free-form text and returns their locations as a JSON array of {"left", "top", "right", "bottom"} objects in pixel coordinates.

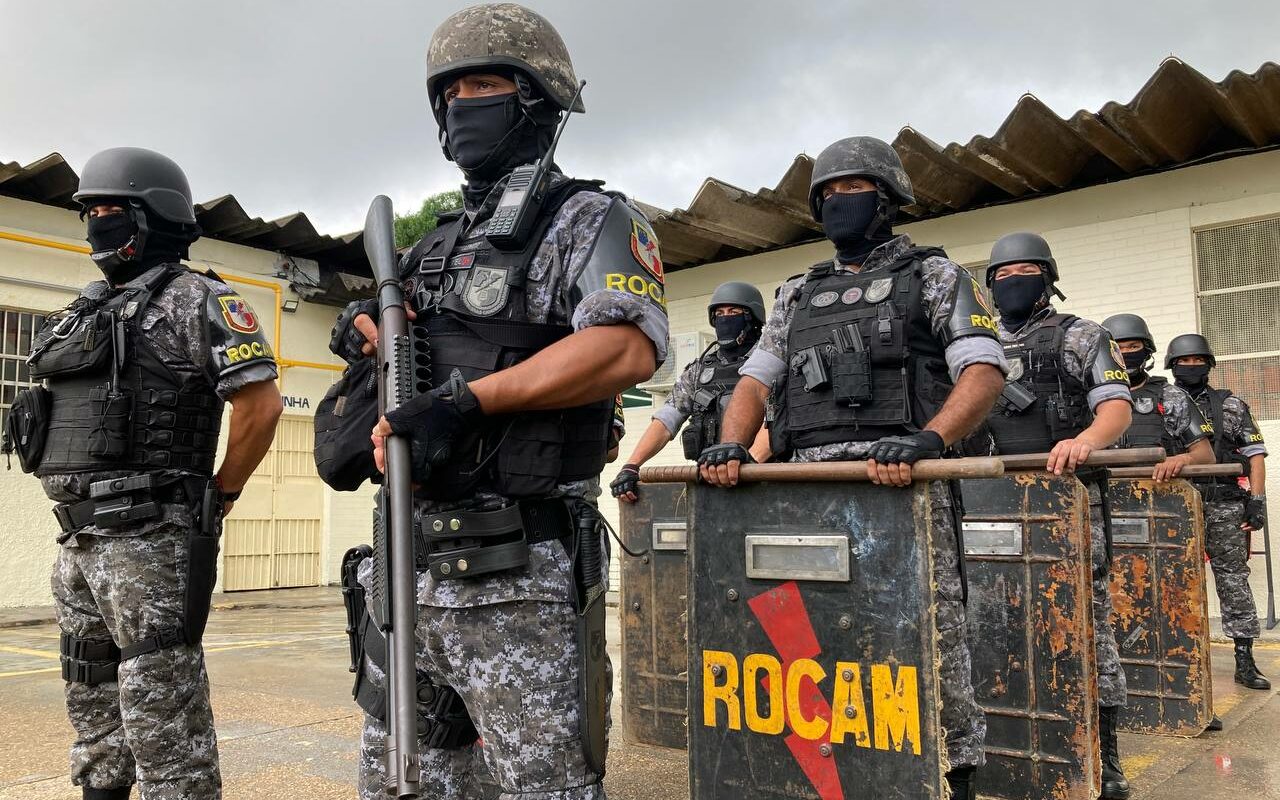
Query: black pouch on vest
[
  {"left": 87, "top": 386, "right": 134, "bottom": 460},
  {"left": 313, "top": 359, "right": 381, "bottom": 492},
  {"left": 492, "top": 415, "right": 565, "bottom": 498},
  {"left": 830, "top": 350, "right": 873, "bottom": 407},
  {"left": 28, "top": 312, "right": 113, "bottom": 380},
  {"left": 3, "top": 386, "right": 52, "bottom": 473}
]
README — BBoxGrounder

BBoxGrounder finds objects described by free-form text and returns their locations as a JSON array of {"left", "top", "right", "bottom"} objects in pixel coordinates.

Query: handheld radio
[{"left": 485, "top": 80, "right": 586, "bottom": 251}]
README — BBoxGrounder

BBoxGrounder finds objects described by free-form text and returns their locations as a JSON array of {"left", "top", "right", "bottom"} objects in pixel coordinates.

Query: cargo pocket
[{"left": 517, "top": 677, "right": 582, "bottom": 789}]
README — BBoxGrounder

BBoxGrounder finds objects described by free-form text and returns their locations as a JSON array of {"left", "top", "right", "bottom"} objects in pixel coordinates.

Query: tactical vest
[
  {"left": 1116, "top": 376, "right": 1176, "bottom": 453},
  {"left": 29, "top": 265, "right": 223, "bottom": 477},
  {"left": 987, "top": 314, "right": 1091, "bottom": 455},
  {"left": 680, "top": 343, "right": 750, "bottom": 460},
  {"left": 1194, "top": 387, "right": 1249, "bottom": 500},
  {"left": 773, "top": 247, "right": 953, "bottom": 452},
  {"left": 397, "top": 179, "right": 613, "bottom": 500}
]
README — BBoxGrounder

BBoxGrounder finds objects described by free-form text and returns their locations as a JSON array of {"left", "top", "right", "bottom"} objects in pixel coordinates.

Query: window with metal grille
[
  {"left": 1195, "top": 217, "right": 1280, "bottom": 420},
  {"left": 0, "top": 307, "right": 48, "bottom": 427}
]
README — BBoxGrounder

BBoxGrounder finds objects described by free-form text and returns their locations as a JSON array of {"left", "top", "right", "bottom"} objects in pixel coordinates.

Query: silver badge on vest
[
  {"left": 699, "top": 366, "right": 716, "bottom": 384},
  {"left": 865, "top": 278, "right": 893, "bottom": 304},
  {"left": 812, "top": 290, "right": 839, "bottom": 308},
  {"left": 463, "top": 266, "right": 509, "bottom": 316},
  {"left": 841, "top": 287, "right": 863, "bottom": 305},
  {"left": 1006, "top": 359, "right": 1025, "bottom": 382},
  {"left": 1134, "top": 396, "right": 1155, "bottom": 414}
]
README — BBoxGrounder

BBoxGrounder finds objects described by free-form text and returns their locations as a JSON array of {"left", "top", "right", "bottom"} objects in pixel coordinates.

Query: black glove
[
  {"left": 697, "top": 442, "right": 754, "bottom": 469},
  {"left": 1244, "top": 494, "right": 1267, "bottom": 530},
  {"left": 866, "top": 430, "right": 944, "bottom": 465},
  {"left": 329, "top": 298, "right": 380, "bottom": 364},
  {"left": 384, "top": 370, "right": 484, "bottom": 483},
  {"left": 610, "top": 464, "right": 641, "bottom": 498}
]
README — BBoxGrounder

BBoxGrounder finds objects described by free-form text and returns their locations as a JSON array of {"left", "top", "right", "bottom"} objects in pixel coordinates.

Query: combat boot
[
  {"left": 83, "top": 786, "right": 131, "bottom": 800},
  {"left": 945, "top": 765, "right": 976, "bottom": 800},
  {"left": 1234, "top": 638, "right": 1271, "bottom": 690},
  {"left": 1099, "top": 705, "right": 1130, "bottom": 799}
]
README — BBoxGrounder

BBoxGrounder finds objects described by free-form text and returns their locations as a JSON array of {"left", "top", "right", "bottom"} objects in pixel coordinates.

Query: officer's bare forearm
[
  {"left": 719, "top": 377, "right": 769, "bottom": 446},
  {"left": 470, "top": 324, "right": 656, "bottom": 414},
  {"left": 1249, "top": 454, "right": 1266, "bottom": 496},
  {"left": 623, "top": 419, "right": 676, "bottom": 468},
  {"left": 749, "top": 425, "right": 772, "bottom": 463},
  {"left": 218, "top": 379, "right": 283, "bottom": 492},
  {"left": 1079, "top": 399, "right": 1132, "bottom": 449},
  {"left": 1187, "top": 438, "right": 1214, "bottom": 465},
  {"left": 924, "top": 363, "right": 1003, "bottom": 445}
]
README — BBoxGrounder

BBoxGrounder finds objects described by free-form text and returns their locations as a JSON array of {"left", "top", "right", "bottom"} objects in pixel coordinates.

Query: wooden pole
[
  {"left": 639, "top": 456, "right": 1004, "bottom": 484},
  {"left": 999, "top": 447, "right": 1166, "bottom": 471},
  {"left": 1106, "top": 464, "right": 1243, "bottom": 479}
]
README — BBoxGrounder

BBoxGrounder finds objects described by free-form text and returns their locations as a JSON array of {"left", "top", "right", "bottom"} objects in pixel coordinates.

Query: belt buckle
[{"left": 52, "top": 504, "right": 76, "bottom": 533}]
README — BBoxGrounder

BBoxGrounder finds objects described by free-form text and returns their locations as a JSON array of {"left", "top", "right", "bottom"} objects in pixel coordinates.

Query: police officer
[
  {"left": 1101, "top": 313, "right": 1214, "bottom": 477},
  {"left": 11, "top": 147, "right": 283, "bottom": 799},
  {"left": 699, "top": 136, "right": 1005, "bottom": 799},
  {"left": 610, "top": 281, "right": 769, "bottom": 503},
  {"left": 983, "top": 232, "right": 1134, "bottom": 799},
  {"left": 332, "top": 5, "right": 668, "bottom": 797},
  {"left": 1166, "top": 334, "right": 1270, "bottom": 690}
]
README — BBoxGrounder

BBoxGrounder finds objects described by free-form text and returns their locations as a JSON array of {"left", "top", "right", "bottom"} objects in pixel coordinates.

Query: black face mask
[
  {"left": 1122, "top": 349, "right": 1150, "bottom": 377},
  {"left": 86, "top": 213, "right": 147, "bottom": 285},
  {"left": 445, "top": 94, "right": 540, "bottom": 184},
  {"left": 821, "top": 191, "right": 890, "bottom": 265},
  {"left": 1172, "top": 364, "right": 1212, "bottom": 392},
  {"left": 992, "top": 274, "right": 1047, "bottom": 329},
  {"left": 712, "top": 313, "right": 755, "bottom": 349}
]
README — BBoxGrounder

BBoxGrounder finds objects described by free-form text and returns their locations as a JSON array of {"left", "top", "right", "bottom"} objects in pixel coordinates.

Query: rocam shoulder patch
[
  {"left": 630, "top": 219, "right": 664, "bottom": 284},
  {"left": 218, "top": 295, "right": 260, "bottom": 334}
]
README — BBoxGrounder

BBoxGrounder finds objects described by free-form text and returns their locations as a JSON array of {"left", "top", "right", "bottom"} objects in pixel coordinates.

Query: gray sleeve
[
  {"left": 653, "top": 403, "right": 688, "bottom": 436},
  {"left": 571, "top": 290, "right": 670, "bottom": 364},
  {"left": 1241, "top": 444, "right": 1268, "bottom": 458},
  {"left": 217, "top": 362, "right": 280, "bottom": 400},
  {"left": 740, "top": 347, "right": 787, "bottom": 386},
  {"left": 943, "top": 336, "right": 1008, "bottom": 383},
  {"left": 1087, "top": 384, "right": 1132, "bottom": 412}
]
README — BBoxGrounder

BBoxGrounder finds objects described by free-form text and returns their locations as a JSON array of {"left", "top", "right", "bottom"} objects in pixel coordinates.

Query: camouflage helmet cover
[
  {"left": 426, "top": 3, "right": 583, "bottom": 117},
  {"left": 72, "top": 146, "right": 197, "bottom": 226},
  {"left": 808, "top": 136, "right": 914, "bottom": 221}
]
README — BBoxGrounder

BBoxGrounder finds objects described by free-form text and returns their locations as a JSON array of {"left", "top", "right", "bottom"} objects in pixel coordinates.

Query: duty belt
[
  {"left": 52, "top": 475, "right": 189, "bottom": 535},
  {"left": 415, "top": 498, "right": 574, "bottom": 578}
]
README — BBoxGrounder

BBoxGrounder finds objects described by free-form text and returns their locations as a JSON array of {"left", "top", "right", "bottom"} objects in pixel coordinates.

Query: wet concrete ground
[{"left": 0, "top": 589, "right": 1276, "bottom": 799}]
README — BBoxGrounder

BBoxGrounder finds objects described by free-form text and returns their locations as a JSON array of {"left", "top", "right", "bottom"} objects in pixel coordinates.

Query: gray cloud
[{"left": 2, "top": 0, "right": 1275, "bottom": 235}]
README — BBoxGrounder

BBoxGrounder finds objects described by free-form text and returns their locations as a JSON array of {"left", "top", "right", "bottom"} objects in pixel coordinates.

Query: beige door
[{"left": 222, "top": 414, "right": 323, "bottom": 590}]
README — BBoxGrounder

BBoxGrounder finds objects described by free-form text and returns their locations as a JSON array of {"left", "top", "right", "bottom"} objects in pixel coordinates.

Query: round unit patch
[
  {"left": 865, "top": 278, "right": 894, "bottom": 304},
  {"left": 812, "top": 291, "right": 839, "bottom": 308},
  {"left": 841, "top": 287, "right": 863, "bottom": 305},
  {"left": 1006, "top": 359, "right": 1025, "bottom": 382},
  {"left": 699, "top": 367, "right": 716, "bottom": 384}
]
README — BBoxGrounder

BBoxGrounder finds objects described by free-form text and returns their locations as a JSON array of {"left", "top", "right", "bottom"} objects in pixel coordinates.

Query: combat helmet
[
  {"left": 808, "top": 136, "right": 914, "bottom": 222},
  {"left": 73, "top": 147, "right": 197, "bottom": 226},
  {"left": 707, "top": 281, "right": 766, "bottom": 325},
  {"left": 1164, "top": 333, "right": 1216, "bottom": 369},
  {"left": 1102, "top": 313, "right": 1156, "bottom": 353}
]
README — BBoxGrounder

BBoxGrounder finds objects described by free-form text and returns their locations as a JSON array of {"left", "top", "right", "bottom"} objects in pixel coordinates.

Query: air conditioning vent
[{"left": 638, "top": 331, "right": 715, "bottom": 392}]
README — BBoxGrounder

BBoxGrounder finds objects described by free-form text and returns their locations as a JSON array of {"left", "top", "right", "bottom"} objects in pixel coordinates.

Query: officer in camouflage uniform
[
  {"left": 1166, "top": 333, "right": 1270, "bottom": 690},
  {"left": 1101, "top": 313, "right": 1214, "bottom": 476},
  {"left": 982, "top": 233, "right": 1134, "bottom": 799},
  {"left": 331, "top": 5, "right": 667, "bottom": 797},
  {"left": 610, "top": 281, "right": 769, "bottom": 503},
  {"left": 5, "top": 148, "right": 282, "bottom": 800},
  {"left": 699, "top": 137, "right": 1006, "bottom": 800}
]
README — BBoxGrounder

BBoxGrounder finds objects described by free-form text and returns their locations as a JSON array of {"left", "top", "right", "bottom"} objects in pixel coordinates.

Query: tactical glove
[
  {"left": 610, "top": 464, "right": 641, "bottom": 498},
  {"left": 866, "top": 430, "right": 944, "bottom": 465},
  {"left": 385, "top": 370, "right": 483, "bottom": 484},
  {"left": 1244, "top": 494, "right": 1268, "bottom": 530},
  {"left": 697, "top": 442, "right": 754, "bottom": 469},
  {"left": 329, "top": 298, "right": 380, "bottom": 364}
]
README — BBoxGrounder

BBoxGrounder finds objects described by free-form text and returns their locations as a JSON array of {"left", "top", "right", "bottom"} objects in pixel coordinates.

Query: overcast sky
[{"left": 3, "top": 1, "right": 1277, "bottom": 236}]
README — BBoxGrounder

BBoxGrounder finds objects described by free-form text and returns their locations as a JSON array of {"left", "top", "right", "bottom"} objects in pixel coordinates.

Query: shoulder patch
[
  {"left": 217, "top": 294, "right": 261, "bottom": 334},
  {"left": 629, "top": 218, "right": 663, "bottom": 284}
]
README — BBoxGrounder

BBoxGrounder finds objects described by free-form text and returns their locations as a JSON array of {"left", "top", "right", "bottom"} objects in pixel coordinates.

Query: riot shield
[
  {"left": 961, "top": 473, "right": 1100, "bottom": 800},
  {"left": 620, "top": 482, "right": 691, "bottom": 750},
  {"left": 688, "top": 481, "right": 946, "bottom": 800},
  {"left": 1106, "top": 477, "right": 1213, "bottom": 735}
]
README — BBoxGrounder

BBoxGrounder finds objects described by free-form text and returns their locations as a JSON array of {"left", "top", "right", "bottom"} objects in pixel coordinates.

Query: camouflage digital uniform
[
  {"left": 740, "top": 234, "right": 1007, "bottom": 769},
  {"left": 1187, "top": 388, "right": 1268, "bottom": 639},
  {"left": 996, "top": 306, "right": 1133, "bottom": 708},
  {"left": 41, "top": 266, "right": 277, "bottom": 799},
  {"left": 356, "top": 177, "right": 667, "bottom": 800}
]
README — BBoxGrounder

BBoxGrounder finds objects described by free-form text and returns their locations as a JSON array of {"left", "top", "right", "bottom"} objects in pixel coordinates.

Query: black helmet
[
  {"left": 73, "top": 147, "right": 197, "bottom": 226},
  {"left": 425, "top": 3, "right": 582, "bottom": 130},
  {"left": 1164, "top": 333, "right": 1216, "bottom": 369},
  {"left": 1102, "top": 313, "right": 1155, "bottom": 352},
  {"left": 808, "top": 136, "right": 913, "bottom": 222},
  {"left": 986, "top": 231, "right": 1060, "bottom": 285},
  {"left": 708, "top": 281, "right": 766, "bottom": 325}
]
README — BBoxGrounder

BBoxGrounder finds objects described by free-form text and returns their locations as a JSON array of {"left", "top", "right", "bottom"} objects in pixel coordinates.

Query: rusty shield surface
[
  {"left": 688, "top": 481, "right": 945, "bottom": 800},
  {"left": 1107, "top": 478, "right": 1212, "bottom": 735},
  {"left": 961, "top": 473, "right": 1100, "bottom": 800},
  {"left": 621, "top": 482, "right": 692, "bottom": 750}
]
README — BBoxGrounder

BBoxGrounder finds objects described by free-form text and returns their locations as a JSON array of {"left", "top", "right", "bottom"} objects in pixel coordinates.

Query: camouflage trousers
[
  {"left": 1204, "top": 499, "right": 1261, "bottom": 639},
  {"left": 932, "top": 485, "right": 987, "bottom": 769},
  {"left": 358, "top": 600, "right": 608, "bottom": 799},
  {"left": 1089, "top": 501, "right": 1127, "bottom": 707},
  {"left": 51, "top": 525, "right": 220, "bottom": 799}
]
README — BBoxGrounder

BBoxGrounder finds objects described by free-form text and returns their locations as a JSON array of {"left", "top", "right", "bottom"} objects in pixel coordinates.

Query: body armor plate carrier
[
  {"left": 1117, "top": 376, "right": 1176, "bottom": 454},
  {"left": 681, "top": 343, "right": 749, "bottom": 460},
  {"left": 986, "top": 314, "right": 1090, "bottom": 456}
]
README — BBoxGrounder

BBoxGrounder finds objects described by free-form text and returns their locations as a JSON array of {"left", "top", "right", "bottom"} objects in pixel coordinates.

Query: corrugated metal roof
[
  {"left": 647, "top": 59, "right": 1280, "bottom": 270},
  {"left": 0, "top": 153, "right": 369, "bottom": 273}
]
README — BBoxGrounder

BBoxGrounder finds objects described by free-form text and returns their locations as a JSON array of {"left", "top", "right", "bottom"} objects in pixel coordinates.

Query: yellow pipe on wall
[{"left": 0, "top": 228, "right": 342, "bottom": 374}]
